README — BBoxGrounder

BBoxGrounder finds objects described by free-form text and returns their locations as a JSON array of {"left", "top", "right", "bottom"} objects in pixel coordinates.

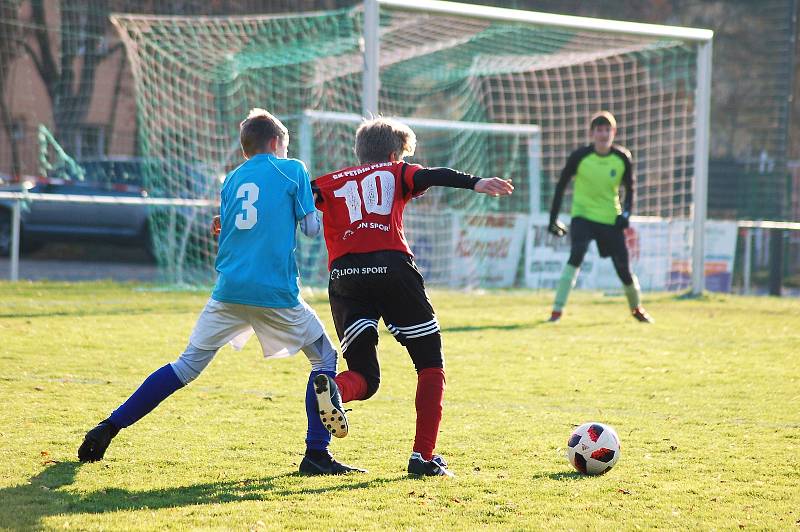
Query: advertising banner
[
  {"left": 451, "top": 213, "right": 528, "bottom": 287},
  {"left": 525, "top": 216, "right": 738, "bottom": 292}
]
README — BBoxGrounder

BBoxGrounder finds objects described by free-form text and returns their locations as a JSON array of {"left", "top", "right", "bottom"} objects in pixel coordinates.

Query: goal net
[{"left": 111, "top": 2, "right": 710, "bottom": 289}]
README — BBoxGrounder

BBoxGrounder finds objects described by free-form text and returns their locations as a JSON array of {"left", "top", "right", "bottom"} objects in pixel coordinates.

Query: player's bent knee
[
  {"left": 301, "top": 333, "right": 338, "bottom": 373},
  {"left": 612, "top": 255, "right": 634, "bottom": 285},
  {"left": 170, "top": 343, "right": 218, "bottom": 385},
  {"left": 618, "top": 271, "right": 634, "bottom": 285},
  {"left": 342, "top": 328, "right": 380, "bottom": 399},
  {"left": 568, "top": 245, "right": 589, "bottom": 267},
  {"left": 406, "top": 333, "right": 444, "bottom": 372},
  {"left": 361, "top": 376, "right": 380, "bottom": 400},
  {"left": 343, "top": 354, "right": 380, "bottom": 399}
]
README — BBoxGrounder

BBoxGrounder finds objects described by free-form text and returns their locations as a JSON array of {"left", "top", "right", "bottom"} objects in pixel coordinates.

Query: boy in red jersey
[{"left": 312, "top": 118, "right": 514, "bottom": 476}]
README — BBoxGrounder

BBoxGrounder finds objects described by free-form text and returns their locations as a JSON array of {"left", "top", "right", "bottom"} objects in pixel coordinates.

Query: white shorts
[{"left": 189, "top": 298, "right": 325, "bottom": 359}]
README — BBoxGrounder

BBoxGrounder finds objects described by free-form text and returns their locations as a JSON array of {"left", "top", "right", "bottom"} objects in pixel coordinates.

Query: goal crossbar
[
  {"left": 297, "top": 110, "right": 540, "bottom": 135},
  {"left": 376, "top": 0, "right": 713, "bottom": 42}
]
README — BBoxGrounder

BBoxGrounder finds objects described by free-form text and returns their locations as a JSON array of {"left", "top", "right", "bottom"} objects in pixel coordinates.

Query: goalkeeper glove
[
  {"left": 548, "top": 218, "right": 568, "bottom": 237},
  {"left": 615, "top": 211, "right": 630, "bottom": 230}
]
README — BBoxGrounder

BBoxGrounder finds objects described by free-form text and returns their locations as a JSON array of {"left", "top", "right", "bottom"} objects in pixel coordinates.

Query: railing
[
  {"left": 0, "top": 191, "right": 218, "bottom": 281},
  {"left": 3, "top": 190, "right": 798, "bottom": 294},
  {"left": 737, "top": 220, "right": 800, "bottom": 295}
]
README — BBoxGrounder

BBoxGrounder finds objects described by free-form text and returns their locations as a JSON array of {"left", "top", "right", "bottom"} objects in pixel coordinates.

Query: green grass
[{"left": 0, "top": 281, "right": 798, "bottom": 530}]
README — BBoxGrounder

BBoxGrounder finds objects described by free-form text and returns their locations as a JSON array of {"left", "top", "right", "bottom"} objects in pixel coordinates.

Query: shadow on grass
[
  {"left": 442, "top": 318, "right": 633, "bottom": 333},
  {"left": 0, "top": 307, "right": 192, "bottom": 319},
  {"left": 529, "top": 470, "right": 586, "bottom": 481},
  {"left": 0, "top": 461, "right": 405, "bottom": 529},
  {"left": 442, "top": 322, "right": 541, "bottom": 333}
]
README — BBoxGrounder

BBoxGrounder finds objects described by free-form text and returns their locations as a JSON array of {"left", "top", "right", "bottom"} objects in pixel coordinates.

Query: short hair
[
  {"left": 240, "top": 108, "right": 288, "bottom": 157},
  {"left": 590, "top": 111, "right": 617, "bottom": 131},
  {"left": 355, "top": 117, "right": 417, "bottom": 164}
]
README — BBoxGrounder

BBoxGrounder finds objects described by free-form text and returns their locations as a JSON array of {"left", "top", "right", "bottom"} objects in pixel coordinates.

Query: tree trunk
[
  {"left": 0, "top": 0, "right": 22, "bottom": 176},
  {"left": 0, "top": 89, "right": 22, "bottom": 177}
]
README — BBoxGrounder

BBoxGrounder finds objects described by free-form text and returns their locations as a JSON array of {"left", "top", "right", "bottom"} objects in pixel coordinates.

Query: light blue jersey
[{"left": 212, "top": 153, "right": 315, "bottom": 308}]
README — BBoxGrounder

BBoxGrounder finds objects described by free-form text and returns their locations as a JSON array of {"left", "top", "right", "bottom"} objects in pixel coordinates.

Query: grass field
[{"left": 0, "top": 281, "right": 798, "bottom": 530}]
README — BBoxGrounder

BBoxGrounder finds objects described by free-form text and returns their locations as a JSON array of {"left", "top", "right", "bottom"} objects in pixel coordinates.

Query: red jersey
[{"left": 315, "top": 161, "right": 423, "bottom": 268}]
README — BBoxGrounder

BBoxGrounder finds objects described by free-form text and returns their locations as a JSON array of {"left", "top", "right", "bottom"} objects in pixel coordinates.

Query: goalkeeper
[{"left": 547, "top": 111, "right": 653, "bottom": 323}]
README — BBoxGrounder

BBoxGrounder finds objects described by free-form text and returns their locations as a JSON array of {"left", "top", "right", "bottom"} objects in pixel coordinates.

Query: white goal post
[{"left": 363, "top": 0, "right": 713, "bottom": 295}]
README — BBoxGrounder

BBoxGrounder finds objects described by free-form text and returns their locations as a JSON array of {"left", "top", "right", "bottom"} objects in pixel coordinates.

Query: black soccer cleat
[
  {"left": 78, "top": 419, "right": 120, "bottom": 462},
  {"left": 548, "top": 310, "right": 562, "bottom": 322},
  {"left": 408, "top": 452, "right": 454, "bottom": 477},
  {"left": 298, "top": 453, "right": 367, "bottom": 475},
  {"left": 632, "top": 306, "right": 654, "bottom": 323},
  {"left": 314, "top": 374, "right": 348, "bottom": 438}
]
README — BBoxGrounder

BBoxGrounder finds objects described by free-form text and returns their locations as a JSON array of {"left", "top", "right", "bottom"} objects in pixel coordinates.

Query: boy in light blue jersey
[{"left": 78, "top": 109, "right": 364, "bottom": 475}]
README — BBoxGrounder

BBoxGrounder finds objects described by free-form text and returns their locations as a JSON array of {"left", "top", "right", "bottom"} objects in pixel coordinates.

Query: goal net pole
[
  {"left": 692, "top": 40, "right": 712, "bottom": 296},
  {"left": 364, "top": 0, "right": 713, "bottom": 295}
]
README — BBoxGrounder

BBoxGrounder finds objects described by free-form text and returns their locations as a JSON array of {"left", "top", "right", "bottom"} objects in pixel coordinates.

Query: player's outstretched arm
[
  {"left": 411, "top": 166, "right": 513, "bottom": 197},
  {"left": 474, "top": 177, "right": 514, "bottom": 197}
]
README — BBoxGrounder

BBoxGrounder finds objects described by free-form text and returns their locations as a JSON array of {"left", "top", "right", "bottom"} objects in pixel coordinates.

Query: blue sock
[
  {"left": 305, "top": 370, "right": 335, "bottom": 452},
  {"left": 109, "top": 364, "right": 185, "bottom": 429}
]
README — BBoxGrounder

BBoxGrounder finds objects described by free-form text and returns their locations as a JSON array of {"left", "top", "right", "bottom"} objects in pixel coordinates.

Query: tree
[
  {"left": 0, "top": 0, "right": 23, "bottom": 177},
  {"left": 20, "top": 0, "right": 125, "bottom": 156}
]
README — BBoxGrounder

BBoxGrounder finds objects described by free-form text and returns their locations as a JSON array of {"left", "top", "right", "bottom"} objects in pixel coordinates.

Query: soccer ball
[{"left": 566, "top": 422, "right": 621, "bottom": 475}]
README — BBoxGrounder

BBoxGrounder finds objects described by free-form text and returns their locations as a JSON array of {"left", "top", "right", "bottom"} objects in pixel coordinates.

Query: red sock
[
  {"left": 413, "top": 367, "right": 446, "bottom": 461},
  {"left": 334, "top": 370, "right": 368, "bottom": 403}
]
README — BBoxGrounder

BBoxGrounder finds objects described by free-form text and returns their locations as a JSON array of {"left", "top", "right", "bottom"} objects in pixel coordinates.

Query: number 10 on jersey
[{"left": 333, "top": 171, "right": 395, "bottom": 224}]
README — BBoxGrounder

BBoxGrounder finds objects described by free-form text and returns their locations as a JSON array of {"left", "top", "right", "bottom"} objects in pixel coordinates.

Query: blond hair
[
  {"left": 355, "top": 117, "right": 417, "bottom": 164},
  {"left": 589, "top": 111, "right": 617, "bottom": 131},
  {"left": 239, "top": 108, "right": 288, "bottom": 157}
]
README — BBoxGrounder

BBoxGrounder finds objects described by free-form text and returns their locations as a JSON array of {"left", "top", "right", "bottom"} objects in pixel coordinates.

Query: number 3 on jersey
[
  {"left": 333, "top": 170, "right": 395, "bottom": 224},
  {"left": 235, "top": 182, "right": 259, "bottom": 230}
]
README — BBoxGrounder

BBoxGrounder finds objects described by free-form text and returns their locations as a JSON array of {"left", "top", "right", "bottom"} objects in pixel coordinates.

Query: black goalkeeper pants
[{"left": 568, "top": 217, "right": 634, "bottom": 285}]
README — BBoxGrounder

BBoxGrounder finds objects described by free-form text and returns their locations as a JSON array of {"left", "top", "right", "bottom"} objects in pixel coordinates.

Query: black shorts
[
  {"left": 570, "top": 216, "right": 627, "bottom": 258},
  {"left": 328, "top": 250, "right": 438, "bottom": 351}
]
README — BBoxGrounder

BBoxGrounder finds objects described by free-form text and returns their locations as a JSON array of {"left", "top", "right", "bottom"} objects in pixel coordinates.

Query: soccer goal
[{"left": 111, "top": 0, "right": 712, "bottom": 291}]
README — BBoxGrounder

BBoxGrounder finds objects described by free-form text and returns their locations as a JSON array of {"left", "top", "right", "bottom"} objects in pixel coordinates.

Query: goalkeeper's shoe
[
  {"left": 408, "top": 452, "right": 454, "bottom": 477},
  {"left": 314, "top": 374, "right": 348, "bottom": 438},
  {"left": 298, "top": 452, "right": 367, "bottom": 475},
  {"left": 632, "top": 306, "right": 654, "bottom": 323},
  {"left": 78, "top": 419, "right": 120, "bottom": 462},
  {"left": 548, "top": 310, "right": 562, "bottom": 322}
]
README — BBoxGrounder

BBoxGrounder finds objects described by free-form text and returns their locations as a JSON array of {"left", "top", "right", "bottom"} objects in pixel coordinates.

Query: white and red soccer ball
[{"left": 566, "top": 422, "right": 621, "bottom": 475}]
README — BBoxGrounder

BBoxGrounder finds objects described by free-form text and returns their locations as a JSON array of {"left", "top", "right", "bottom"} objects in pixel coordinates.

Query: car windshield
[{"left": 47, "top": 158, "right": 219, "bottom": 197}]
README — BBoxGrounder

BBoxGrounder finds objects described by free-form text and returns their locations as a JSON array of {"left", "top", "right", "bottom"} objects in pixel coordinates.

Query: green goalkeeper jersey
[{"left": 549, "top": 144, "right": 634, "bottom": 226}]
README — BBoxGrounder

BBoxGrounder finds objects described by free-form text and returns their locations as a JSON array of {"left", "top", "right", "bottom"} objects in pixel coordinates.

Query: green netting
[
  {"left": 37, "top": 125, "right": 84, "bottom": 181},
  {"left": 111, "top": 4, "right": 698, "bottom": 287}
]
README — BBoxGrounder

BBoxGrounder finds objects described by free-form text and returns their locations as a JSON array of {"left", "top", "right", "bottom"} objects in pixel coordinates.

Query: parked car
[{"left": 0, "top": 158, "right": 220, "bottom": 257}]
